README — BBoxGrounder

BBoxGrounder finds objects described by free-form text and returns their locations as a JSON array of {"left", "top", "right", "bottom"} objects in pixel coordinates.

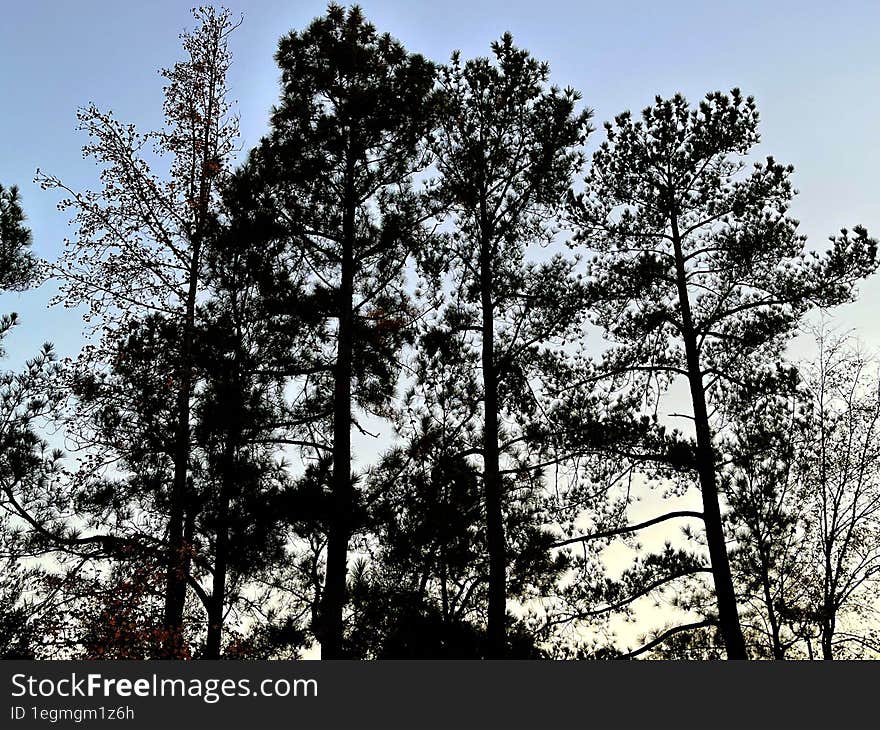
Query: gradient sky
[{"left": 2, "top": 0, "right": 878, "bottom": 365}]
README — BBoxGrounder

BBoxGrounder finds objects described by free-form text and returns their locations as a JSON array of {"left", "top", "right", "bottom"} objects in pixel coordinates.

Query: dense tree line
[{"left": 2, "top": 4, "right": 878, "bottom": 659}]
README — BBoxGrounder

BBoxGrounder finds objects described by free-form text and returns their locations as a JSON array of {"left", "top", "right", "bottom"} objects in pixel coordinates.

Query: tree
[
  {"left": 348, "top": 398, "right": 555, "bottom": 658},
  {"left": 37, "top": 7, "right": 241, "bottom": 656},
  {"left": 0, "top": 184, "right": 57, "bottom": 659},
  {"left": 723, "top": 327, "right": 880, "bottom": 660},
  {"left": 795, "top": 327, "right": 880, "bottom": 658},
  {"left": 227, "top": 4, "right": 437, "bottom": 657},
  {"left": 724, "top": 391, "right": 808, "bottom": 659},
  {"left": 425, "top": 33, "right": 591, "bottom": 656},
  {"left": 347, "top": 429, "right": 492, "bottom": 658},
  {"left": 190, "top": 266, "right": 298, "bottom": 659},
  {"left": 0, "top": 184, "right": 38, "bottom": 290},
  {"left": 567, "top": 89, "right": 877, "bottom": 658}
]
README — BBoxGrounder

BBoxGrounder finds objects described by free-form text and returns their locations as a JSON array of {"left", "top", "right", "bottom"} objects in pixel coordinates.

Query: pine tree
[
  {"left": 349, "top": 393, "right": 555, "bottom": 658},
  {"left": 191, "top": 242, "right": 300, "bottom": 658},
  {"left": 0, "top": 185, "right": 66, "bottom": 658},
  {"left": 227, "top": 5, "right": 437, "bottom": 657},
  {"left": 567, "top": 89, "right": 877, "bottom": 658},
  {"left": 0, "top": 184, "right": 38, "bottom": 291},
  {"left": 724, "top": 387, "right": 807, "bottom": 658},
  {"left": 425, "top": 34, "right": 591, "bottom": 656}
]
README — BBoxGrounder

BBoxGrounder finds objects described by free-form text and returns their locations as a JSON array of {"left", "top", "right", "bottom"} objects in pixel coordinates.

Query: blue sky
[{"left": 2, "top": 0, "right": 879, "bottom": 367}]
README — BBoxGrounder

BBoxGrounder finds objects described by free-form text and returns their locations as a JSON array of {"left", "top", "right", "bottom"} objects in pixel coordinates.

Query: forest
[{"left": 1, "top": 4, "right": 878, "bottom": 661}]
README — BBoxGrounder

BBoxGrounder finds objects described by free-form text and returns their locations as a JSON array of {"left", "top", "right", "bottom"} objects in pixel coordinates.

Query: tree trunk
[
  {"left": 821, "top": 613, "right": 835, "bottom": 660},
  {"left": 319, "top": 156, "right": 356, "bottom": 659},
  {"left": 480, "top": 228, "right": 506, "bottom": 659},
  {"left": 670, "top": 210, "right": 748, "bottom": 660},
  {"left": 204, "top": 466, "right": 232, "bottom": 659},
  {"left": 162, "top": 63, "right": 218, "bottom": 656},
  {"left": 204, "top": 530, "right": 228, "bottom": 658},
  {"left": 164, "top": 310, "right": 195, "bottom": 657},
  {"left": 758, "top": 554, "right": 785, "bottom": 659}
]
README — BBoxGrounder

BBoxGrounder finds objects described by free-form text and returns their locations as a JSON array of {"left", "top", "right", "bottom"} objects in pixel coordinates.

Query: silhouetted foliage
[
  {"left": 7, "top": 6, "right": 880, "bottom": 662},
  {"left": 422, "top": 32, "right": 592, "bottom": 656},
  {"left": 222, "top": 4, "right": 437, "bottom": 657},
  {"left": 566, "top": 89, "right": 877, "bottom": 658},
  {"left": 0, "top": 184, "right": 38, "bottom": 291},
  {"left": 0, "top": 186, "right": 63, "bottom": 659}
]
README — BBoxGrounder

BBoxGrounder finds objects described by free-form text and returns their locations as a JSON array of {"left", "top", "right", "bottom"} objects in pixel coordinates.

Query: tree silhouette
[
  {"left": 426, "top": 33, "right": 591, "bottom": 656},
  {"left": 349, "top": 407, "right": 555, "bottom": 658},
  {"left": 725, "top": 390, "right": 807, "bottom": 659},
  {"left": 794, "top": 328, "right": 880, "bottom": 658},
  {"left": 567, "top": 89, "right": 877, "bottom": 658},
  {"left": 190, "top": 280, "right": 296, "bottom": 658},
  {"left": 222, "top": 4, "right": 437, "bottom": 657},
  {"left": 0, "top": 184, "right": 57, "bottom": 659},
  {"left": 0, "top": 184, "right": 38, "bottom": 291},
  {"left": 36, "top": 7, "right": 241, "bottom": 656}
]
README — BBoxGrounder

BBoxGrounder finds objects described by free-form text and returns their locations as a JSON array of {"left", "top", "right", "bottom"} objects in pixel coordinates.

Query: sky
[{"left": 2, "top": 0, "right": 879, "bottom": 368}]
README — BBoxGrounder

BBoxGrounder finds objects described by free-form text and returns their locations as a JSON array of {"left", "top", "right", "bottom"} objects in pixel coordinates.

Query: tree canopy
[{"left": 4, "top": 4, "right": 879, "bottom": 661}]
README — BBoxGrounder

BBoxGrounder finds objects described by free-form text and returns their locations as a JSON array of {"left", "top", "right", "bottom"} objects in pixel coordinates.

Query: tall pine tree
[
  {"left": 427, "top": 34, "right": 591, "bottom": 656},
  {"left": 567, "top": 89, "right": 877, "bottom": 658},
  {"left": 228, "top": 5, "right": 436, "bottom": 657}
]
